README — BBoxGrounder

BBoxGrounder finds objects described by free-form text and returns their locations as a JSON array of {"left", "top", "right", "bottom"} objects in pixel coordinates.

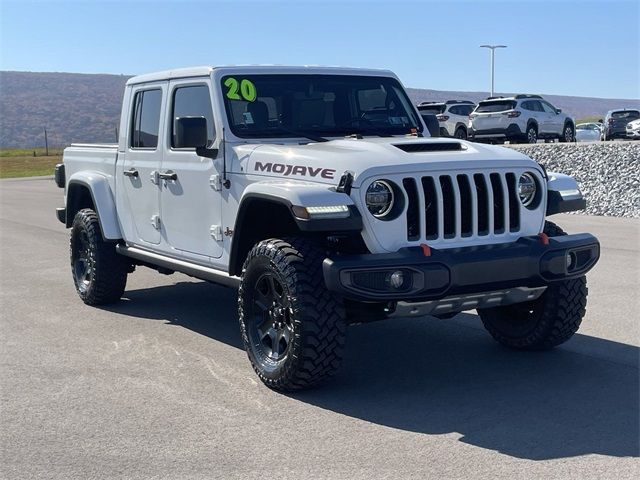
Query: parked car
[
  {"left": 53, "top": 66, "right": 599, "bottom": 391},
  {"left": 468, "top": 95, "right": 576, "bottom": 144},
  {"left": 603, "top": 109, "right": 640, "bottom": 140},
  {"left": 417, "top": 100, "right": 475, "bottom": 139},
  {"left": 627, "top": 118, "right": 640, "bottom": 139},
  {"left": 575, "top": 123, "right": 602, "bottom": 142}
]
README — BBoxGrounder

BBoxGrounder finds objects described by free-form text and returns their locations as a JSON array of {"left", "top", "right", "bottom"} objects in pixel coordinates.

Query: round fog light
[{"left": 388, "top": 270, "right": 405, "bottom": 289}]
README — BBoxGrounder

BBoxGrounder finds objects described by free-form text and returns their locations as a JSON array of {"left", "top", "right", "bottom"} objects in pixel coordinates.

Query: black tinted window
[
  {"left": 449, "top": 105, "right": 461, "bottom": 115},
  {"left": 171, "top": 85, "right": 216, "bottom": 147},
  {"left": 222, "top": 75, "right": 422, "bottom": 139},
  {"left": 131, "top": 89, "right": 162, "bottom": 149},
  {"left": 476, "top": 100, "right": 516, "bottom": 113},
  {"left": 418, "top": 104, "right": 446, "bottom": 114},
  {"left": 611, "top": 110, "right": 640, "bottom": 119},
  {"left": 461, "top": 105, "right": 474, "bottom": 115}
]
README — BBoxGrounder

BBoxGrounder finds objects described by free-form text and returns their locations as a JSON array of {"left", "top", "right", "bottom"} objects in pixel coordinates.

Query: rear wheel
[
  {"left": 70, "top": 209, "right": 129, "bottom": 305},
  {"left": 478, "top": 221, "right": 588, "bottom": 350},
  {"left": 454, "top": 127, "right": 467, "bottom": 140},
  {"left": 238, "top": 237, "right": 346, "bottom": 391}
]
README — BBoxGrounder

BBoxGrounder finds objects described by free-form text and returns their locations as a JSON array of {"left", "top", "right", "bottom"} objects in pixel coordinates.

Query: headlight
[
  {"left": 366, "top": 180, "right": 394, "bottom": 217},
  {"left": 518, "top": 173, "right": 537, "bottom": 207}
]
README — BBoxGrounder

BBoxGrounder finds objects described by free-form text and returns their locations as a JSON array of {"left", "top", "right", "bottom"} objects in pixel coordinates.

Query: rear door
[
  {"left": 118, "top": 84, "right": 166, "bottom": 245},
  {"left": 158, "top": 78, "right": 223, "bottom": 260}
]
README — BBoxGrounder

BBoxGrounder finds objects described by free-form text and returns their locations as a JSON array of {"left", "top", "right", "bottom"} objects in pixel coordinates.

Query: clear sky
[{"left": 1, "top": 0, "right": 638, "bottom": 99}]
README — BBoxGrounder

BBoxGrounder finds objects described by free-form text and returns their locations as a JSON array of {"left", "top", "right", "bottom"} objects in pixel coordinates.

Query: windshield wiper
[{"left": 274, "top": 127, "right": 329, "bottom": 143}]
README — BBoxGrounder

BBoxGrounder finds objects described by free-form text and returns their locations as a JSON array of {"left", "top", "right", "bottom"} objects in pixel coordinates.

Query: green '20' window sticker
[{"left": 224, "top": 78, "right": 257, "bottom": 102}]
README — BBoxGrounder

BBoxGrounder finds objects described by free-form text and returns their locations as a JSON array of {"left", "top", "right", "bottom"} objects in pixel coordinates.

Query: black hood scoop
[{"left": 393, "top": 142, "right": 464, "bottom": 153}]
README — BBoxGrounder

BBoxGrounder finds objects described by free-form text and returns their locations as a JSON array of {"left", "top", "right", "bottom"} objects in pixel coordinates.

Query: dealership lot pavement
[{"left": 1, "top": 177, "right": 638, "bottom": 479}]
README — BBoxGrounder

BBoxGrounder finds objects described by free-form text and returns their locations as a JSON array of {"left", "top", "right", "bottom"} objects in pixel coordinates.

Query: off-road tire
[
  {"left": 238, "top": 237, "right": 346, "bottom": 391},
  {"left": 478, "top": 221, "right": 588, "bottom": 350},
  {"left": 70, "top": 208, "right": 128, "bottom": 305},
  {"left": 454, "top": 127, "right": 467, "bottom": 140}
]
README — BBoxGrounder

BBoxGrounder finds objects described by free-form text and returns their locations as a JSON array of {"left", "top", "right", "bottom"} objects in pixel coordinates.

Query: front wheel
[
  {"left": 238, "top": 238, "right": 346, "bottom": 391},
  {"left": 560, "top": 123, "right": 575, "bottom": 142},
  {"left": 526, "top": 125, "right": 538, "bottom": 144},
  {"left": 477, "top": 221, "right": 588, "bottom": 350},
  {"left": 70, "top": 208, "right": 129, "bottom": 305}
]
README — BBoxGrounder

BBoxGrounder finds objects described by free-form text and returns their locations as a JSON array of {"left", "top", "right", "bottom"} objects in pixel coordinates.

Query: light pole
[{"left": 480, "top": 45, "right": 507, "bottom": 97}]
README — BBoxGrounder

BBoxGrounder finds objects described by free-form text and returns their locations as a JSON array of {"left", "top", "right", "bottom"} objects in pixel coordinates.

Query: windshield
[
  {"left": 476, "top": 100, "right": 517, "bottom": 113},
  {"left": 221, "top": 74, "right": 422, "bottom": 139}
]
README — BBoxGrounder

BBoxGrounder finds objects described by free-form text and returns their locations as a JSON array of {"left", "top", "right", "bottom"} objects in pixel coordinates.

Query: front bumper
[
  {"left": 323, "top": 233, "right": 599, "bottom": 301},
  {"left": 626, "top": 129, "right": 640, "bottom": 138}
]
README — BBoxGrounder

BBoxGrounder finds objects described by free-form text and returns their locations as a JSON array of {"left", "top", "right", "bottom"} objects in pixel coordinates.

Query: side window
[
  {"left": 131, "top": 89, "right": 162, "bottom": 149},
  {"left": 171, "top": 85, "right": 215, "bottom": 147},
  {"left": 541, "top": 101, "right": 557, "bottom": 114},
  {"left": 521, "top": 101, "right": 531, "bottom": 111},
  {"left": 463, "top": 105, "right": 474, "bottom": 115},
  {"left": 449, "top": 105, "right": 460, "bottom": 115}
]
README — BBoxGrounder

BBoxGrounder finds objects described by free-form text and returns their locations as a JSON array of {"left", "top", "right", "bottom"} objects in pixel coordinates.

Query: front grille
[{"left": 404, "top": 171, "right": 521, "bottom": 242}]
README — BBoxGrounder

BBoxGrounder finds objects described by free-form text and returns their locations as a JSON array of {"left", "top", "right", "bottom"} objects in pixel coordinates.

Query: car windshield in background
[
  {"left": 417, "top": 104, "right": 446, "bottom": 114},
  {"left": 611, "top": 110, "right": 640, "bottom": 119},
  {"left": 221, "top": 74, "right": 422, "bottom": 139},
  {"left": 476, "top": 100, "right": 516, "bottom": 113}
]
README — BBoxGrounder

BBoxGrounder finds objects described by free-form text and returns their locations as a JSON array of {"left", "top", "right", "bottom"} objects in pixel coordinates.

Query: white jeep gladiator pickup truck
[{"left": 55, "top": 66, "right": 600, "bottom": 391}]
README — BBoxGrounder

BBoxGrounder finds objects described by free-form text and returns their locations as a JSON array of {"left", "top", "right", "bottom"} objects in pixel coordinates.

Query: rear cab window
[{"left": 131, "top": 89, "right": 162, "bottom": 149}]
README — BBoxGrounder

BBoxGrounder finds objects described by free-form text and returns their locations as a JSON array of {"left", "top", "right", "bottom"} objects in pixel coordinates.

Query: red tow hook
[
  {"left": 420, "top": 243, "right": 432, "bottom": 257},
  {"left": 538, "top": 232, "right": 550, "bottom": 245}
]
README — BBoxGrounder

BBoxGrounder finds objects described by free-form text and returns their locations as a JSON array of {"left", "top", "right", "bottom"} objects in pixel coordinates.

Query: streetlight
[{"left": 480, "top": 45, "right": 507, "bottom": 97}]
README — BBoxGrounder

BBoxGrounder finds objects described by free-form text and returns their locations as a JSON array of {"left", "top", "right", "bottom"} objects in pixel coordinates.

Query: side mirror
[
  {"left": 556, "top": 108, "right": 562, "bottom": 114},
  {"left": 175, "top": 117, "right": 218, "bottom": 158}
]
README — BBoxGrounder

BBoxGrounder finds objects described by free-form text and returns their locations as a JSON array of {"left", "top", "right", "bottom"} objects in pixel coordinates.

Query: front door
[
  {"left": 159, "top": 79, "right": 223, "bottom": 259},
  {"left": 119, "top": 84, "right": 166, "bottom": 245}
]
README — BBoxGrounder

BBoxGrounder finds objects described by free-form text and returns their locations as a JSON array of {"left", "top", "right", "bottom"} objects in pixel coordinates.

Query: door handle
[
  {"left": 158, "top": 170, "right": 177, "bottom": 181},
  {"left": 123, "top": 168, "right": 139, "bottom": 178}
]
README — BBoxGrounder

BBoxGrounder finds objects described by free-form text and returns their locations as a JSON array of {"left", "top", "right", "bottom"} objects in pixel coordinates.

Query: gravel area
[{"left": 506, "top": 142, "right": 640, "bottom": 218}]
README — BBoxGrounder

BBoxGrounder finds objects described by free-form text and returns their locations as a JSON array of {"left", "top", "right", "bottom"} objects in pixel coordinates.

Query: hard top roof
[{"left": 126, "top": 65, "right": 397, "bottom": 85}]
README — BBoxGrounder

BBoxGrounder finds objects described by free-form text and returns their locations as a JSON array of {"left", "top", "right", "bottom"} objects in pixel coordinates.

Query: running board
[{"left": 116, "top": 245, "right": 240, "bottom": 288}]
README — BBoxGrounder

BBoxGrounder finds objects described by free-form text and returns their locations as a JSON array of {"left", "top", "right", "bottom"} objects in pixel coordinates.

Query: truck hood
[{"left": 232, "top": 137, "right": 539, "bottom": 188}]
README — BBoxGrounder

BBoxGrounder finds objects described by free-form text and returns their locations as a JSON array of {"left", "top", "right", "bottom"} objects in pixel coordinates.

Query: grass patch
[
  {"left": 575, "top": 116, "right": 603, "bottom": 125},
  {"left": 0, "top": 152, "right": 62, "bottom": 178}
]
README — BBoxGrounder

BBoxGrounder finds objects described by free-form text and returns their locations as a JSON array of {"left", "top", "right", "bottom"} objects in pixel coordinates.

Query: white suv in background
[
  {"left": 468, "top": 95, "right": 575, "bottom": 144},
  {"left": 417, "top": 100, "right": 475, "bottom": 139}
]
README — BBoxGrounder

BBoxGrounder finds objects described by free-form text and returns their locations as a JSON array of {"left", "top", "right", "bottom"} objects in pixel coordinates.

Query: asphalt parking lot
[{"left": 1, "top": 177, "right": 638, "bottom": 479}]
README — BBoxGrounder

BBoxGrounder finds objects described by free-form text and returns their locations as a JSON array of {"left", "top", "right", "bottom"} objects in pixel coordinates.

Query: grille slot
[
  {"left": 457, "top": 175, "right": 473, "bottom": 237},
  {"left": 439, "top": 176, "right": 456, "bottom": 239},
  {"left": 474, "top": 174, "right": 489, "bottom": 235},
  {"left": 489, "top": 173, "right": 505, "bottom": 234},
  {"left": 422, "top": 177, "right": 439, "bottom": 240},
  {"left": 402, "top": 178, "right": 420, "bottom": 241},
  {"left": 406, "top": 171, "right": 523, "bottom": 243},
  {"left": 506, "top": 173, "right": 520, "bottom": 231}
]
